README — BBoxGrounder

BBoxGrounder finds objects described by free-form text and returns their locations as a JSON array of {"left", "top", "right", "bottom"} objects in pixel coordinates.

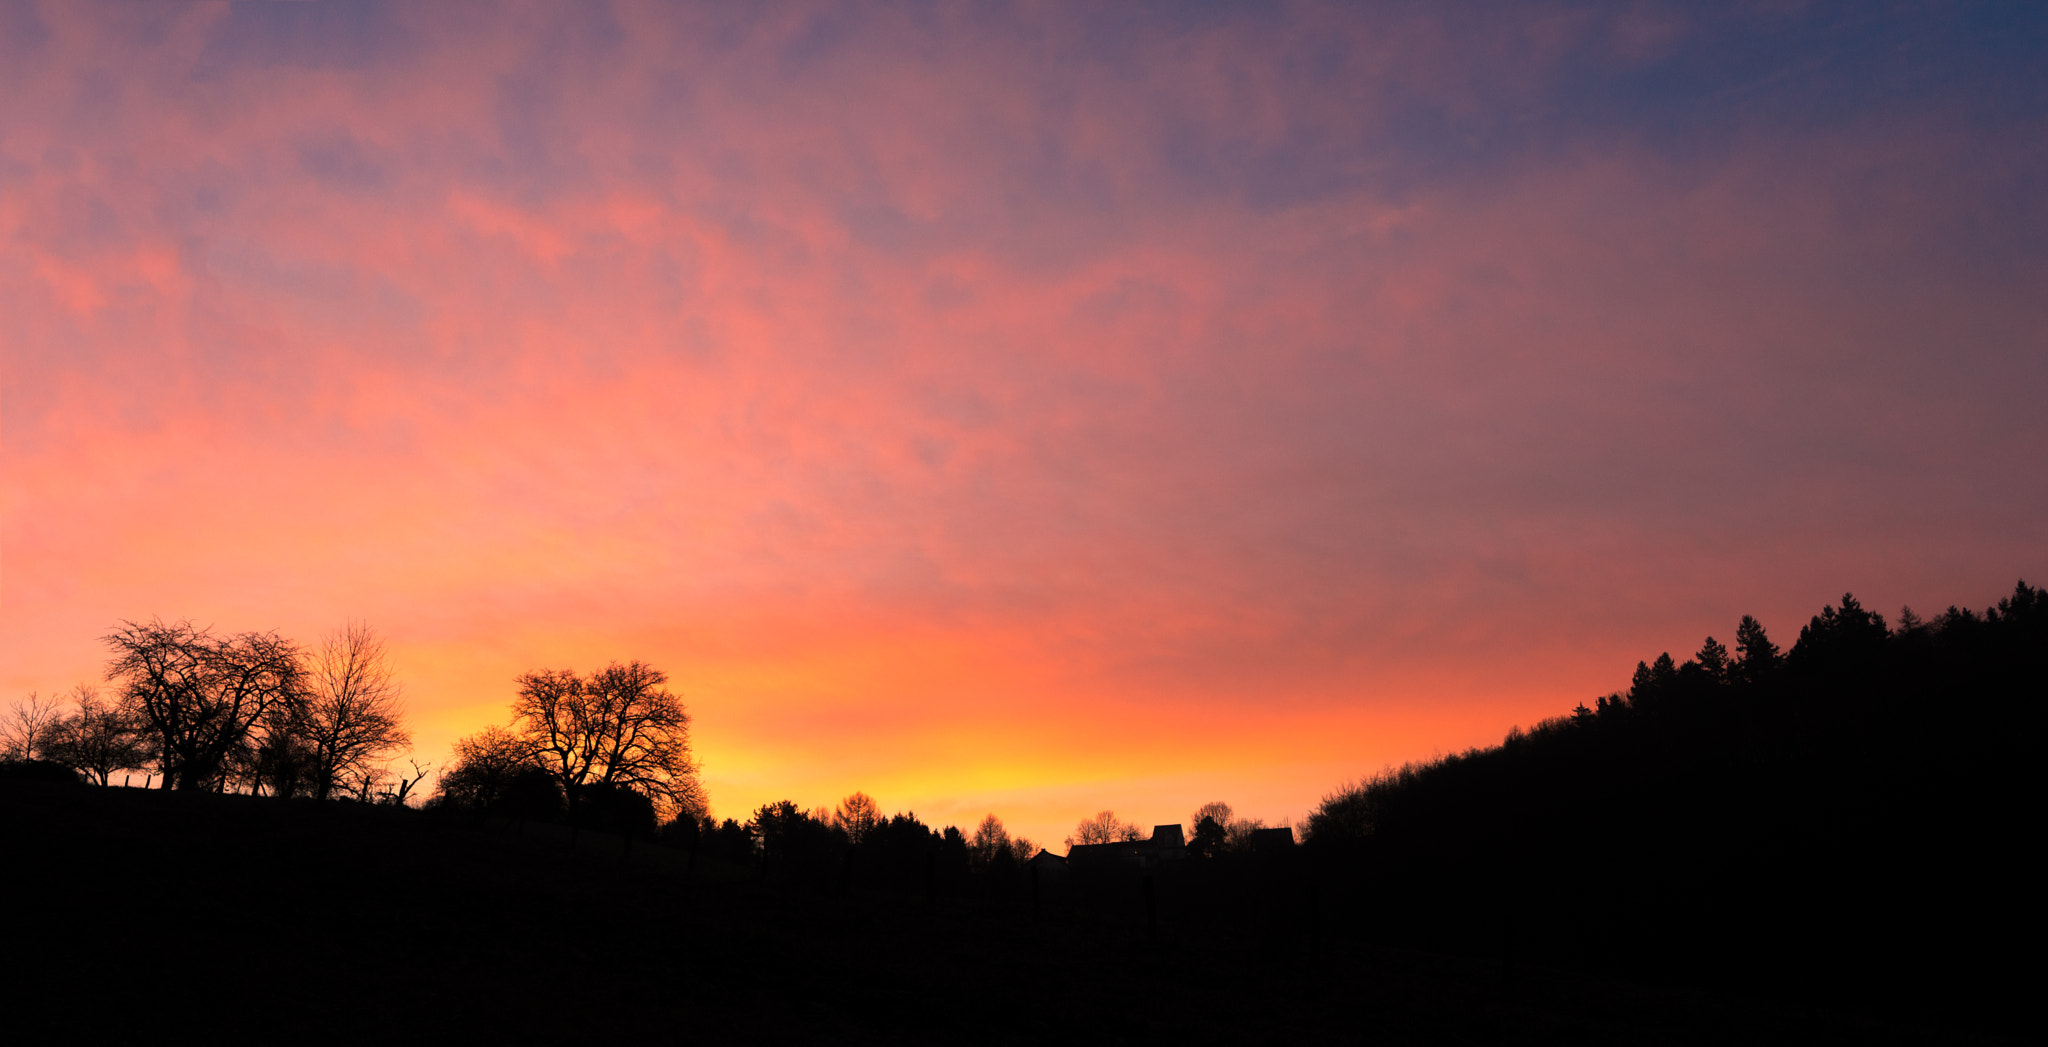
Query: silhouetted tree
[
  {"left": 1628, "top": 652, "right": 1679, "bottom": 711},
  {"left": 697, "top": 817, "right": 756, "bottom": 865},
  {"left": 749, "top": 800, "right": 804, "bottom": 852},
  {"left": 1791, "top": 593, "right": 1890, "bottom": 671},
  {"left": 965, "top": 814, "right": 1033, "bottom": 872},
  {"left": 749, "top": 800, "right": 844, "bottom": 880},
  {"left": 1188, "top": 815, "right": 1228, "bottom": 858},
  {"left": 939, "top": 824, "right": 970, "bottom": 885},
  {"left": 301, "top": 621, "right": 411, "bottom": 801},
  {"left": 1183, "top": 800, "right": 1272, "bottom": 853},
  {"left": 2, "top": 692, "right": 66, "bottom": 761},
  {"left": 511, "top": 660, "right": 703, "bottom": 825},
  {"left": 244, "top": 728, "right": 319, "bottom": 798},
  {"left": 1733, "top": 614, "right": 1781, "bottom": 684},
  {"left": 1065, "top": 809, "right": 1143, "bottom": 850},
  {"left": 1993, "top": 579, "right": 2044, "bottom": 623},
  {"left": 968, "top": 814, "right": 1010, "bottom": 870},
  {"left": 104, "top": 619, "right": 306, "bottom": 791},
  {"left": 1301, "top": 783, "right": 1376, "bottom": 845},
  {"left": 834, "top": 791, "right": 883, "bottom": 844},
  {"left": 1690, "top": 636, "right": 1731, "bottom": 685},
  {"left": 1188, "top": 801, "right": 1244, "bottom": 856},
  {"left": 433, "top": 725, "right": 537, "bottom": 817},
  {"left": 43, "top": 685, "right": 148, "bottom": 785},
  {"left": 1191, "top": 801, "right": 1233, "bottom": 832}
]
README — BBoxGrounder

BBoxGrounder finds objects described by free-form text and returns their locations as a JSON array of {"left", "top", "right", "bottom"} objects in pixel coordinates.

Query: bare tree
[
  {"left": 969, "top": 814, "right": 1011, "bottom": 869},
  {"left": 2, "top": 692, "right": 67, "bottom": 761},
  {"left": 302, "top": 621, "right": 411, "bottom": 801},
  {"left": 44, "top": 684, "right": 149, "bottom": 785},
  {"left": 1191, "top": 801, "right": 1234, "bottom": 830},
  {"left": 834, "top": 791, "right": 883, "bottom": 844},
  {"left": 511, "top": 660, "right": 702, "bottom": 822},
  {"left": 1065, "top": 809, "right": 1144, "bottom": 850},
  {"left": 104, "top": 618, "right": 305, "bottom": 791},
  {"left": 964, "top": 813, "right": 1039, "bottom": 869}
]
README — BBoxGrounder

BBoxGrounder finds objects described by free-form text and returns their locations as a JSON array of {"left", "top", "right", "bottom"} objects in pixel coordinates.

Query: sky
[{"left": 4, "top": 0, "right": 2045, "bottom": 848}]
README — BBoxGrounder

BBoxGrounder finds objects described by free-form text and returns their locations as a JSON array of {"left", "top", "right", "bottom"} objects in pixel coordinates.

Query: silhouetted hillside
[
  {"left": 1, "top": 779, "right": 1984, "bottom": 1044},
  {"left": 5, "top": 583, "right": 2037, "bottom": 1041},
  {"left": 1304, "top": 582, "right": 2045, "bottom": 1035}
]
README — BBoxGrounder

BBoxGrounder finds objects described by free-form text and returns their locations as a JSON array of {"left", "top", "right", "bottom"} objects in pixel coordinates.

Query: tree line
[
  {"left": 14, "top": 616, "right": 1285, "bottom": 878},
  {"left": 7, "top": 614, "right": 1339, "bottom": 882}
]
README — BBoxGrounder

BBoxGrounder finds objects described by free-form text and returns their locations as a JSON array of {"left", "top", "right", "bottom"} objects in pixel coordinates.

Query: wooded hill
[{"left": 1299, "top": 582, "right": 2044, "bottom": 1035}]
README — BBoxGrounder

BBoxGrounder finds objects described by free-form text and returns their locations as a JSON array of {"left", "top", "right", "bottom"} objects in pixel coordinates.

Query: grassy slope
[{"left": 3, "top": 782, "right": 2004, "bottom": 1045}]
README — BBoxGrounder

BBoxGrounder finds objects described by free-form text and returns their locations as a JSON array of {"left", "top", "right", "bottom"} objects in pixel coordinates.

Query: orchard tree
[
  {"left": 105, "top": 619, "right": 305, "bottom": 791},
  {"left": 301, "top": 621, "right": 411, "bottom": 800},
  {"left": 434, "top": 725, "right": 537, "bottom": 816},
  {"left": 511, "top": 660, "right": 702, "bottom": 823},
  {"left": 44, "top": 685, "right": 149, "bottom": 785},
  {"left": 1, "top": 692, "right": 66, "bottom": 761}
]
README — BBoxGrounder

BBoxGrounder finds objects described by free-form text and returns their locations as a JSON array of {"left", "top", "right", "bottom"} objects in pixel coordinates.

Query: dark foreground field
[{"left": 1, "top": 783, "right": 2012, "bottom": 1045}]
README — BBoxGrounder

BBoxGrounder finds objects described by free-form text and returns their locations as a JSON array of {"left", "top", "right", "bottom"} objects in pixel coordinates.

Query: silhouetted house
[
  {"left": 1026, "top": 849, "right": 1069, "bottom": 882},
  {"left": 1066, "top": 824, "right": 1187, "bottom": 872}
]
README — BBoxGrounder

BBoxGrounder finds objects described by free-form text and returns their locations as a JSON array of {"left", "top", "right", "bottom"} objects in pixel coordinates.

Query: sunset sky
[{"left": 4, "top": 1, "right": 2044, "bottom": 848}]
